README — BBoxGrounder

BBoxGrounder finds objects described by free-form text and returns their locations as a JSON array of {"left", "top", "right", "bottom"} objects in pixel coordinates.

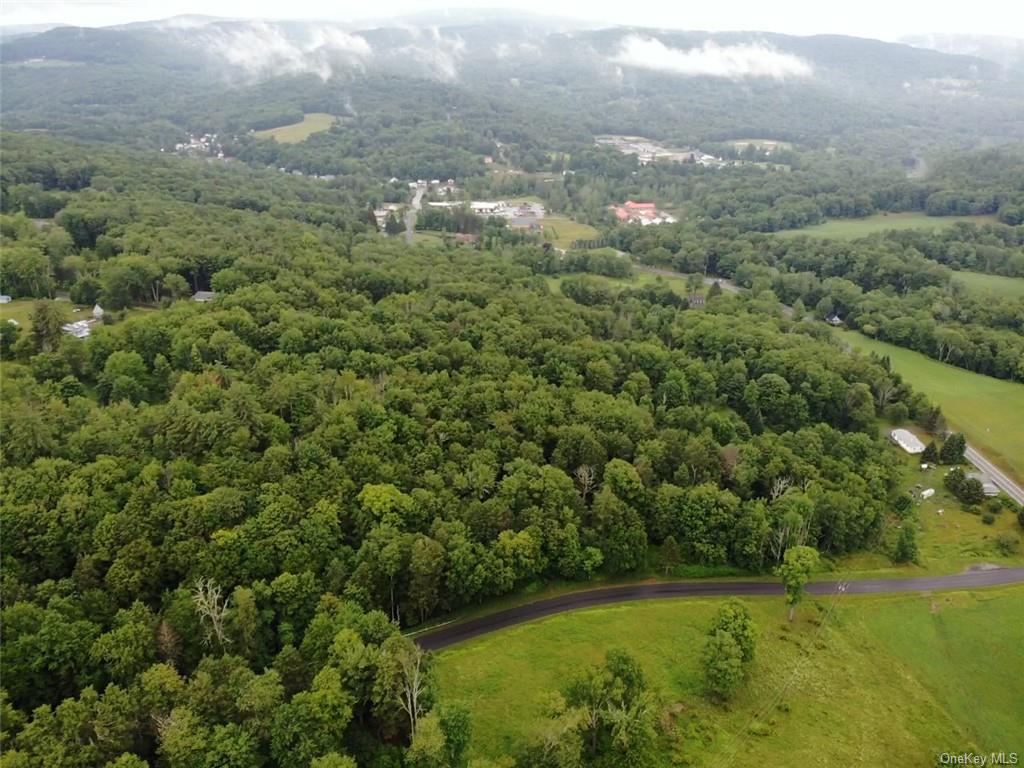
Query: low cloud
[
  {"left": 612, "top": 36, "right": 813, "bottom": 79},
  {"left": 395, "top": 27, "right": 466, "bottom": 80},
  {"left": 199, "top": 22, "right": 372, "bottom": 81}
]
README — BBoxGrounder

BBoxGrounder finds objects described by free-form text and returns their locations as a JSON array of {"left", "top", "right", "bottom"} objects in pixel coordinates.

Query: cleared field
[
  {"left": 546, "top": 269, "right": 696, "bottom": 297},
  {"left": 731, "top": 138, "right": 792, "bottom": 150},
  {"left": 435, "top": 587, "right": 1024, "bottom": 763},
  {"left": 254, "top": 113, "right": 335, "bottom": 143},
  {"left": 0, "top": 298, "right": 39, "bottom": 329},
  {"left": 836, "top": 330, "right": 1024, "bottom": 481},
  {"left": 542, "top": 217, "right": 601, "bottom": 249},
  {"left": 952, "top": 270, "right": 1024, "bottom": 299},
  {"left": 775, "top": 212, "right": 998, "bottom": 240}
]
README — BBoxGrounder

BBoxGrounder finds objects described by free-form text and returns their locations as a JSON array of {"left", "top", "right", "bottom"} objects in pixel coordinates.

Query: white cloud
[
  {"left": 395, "top": 28, "right": 466, "bottom": 80},
  {"left": 198, "top": 22, "right": 372, "bottom": 80},
  {"left": 612, "top": 36, "right": 813, "bottom": 79}
]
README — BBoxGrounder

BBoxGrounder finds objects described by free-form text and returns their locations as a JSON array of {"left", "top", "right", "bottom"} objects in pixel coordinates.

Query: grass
[
  {"left": 731, "top": 138, "right": 793, "bottom": 150},
  {"left": 0, "top": 299, "right": 39, "bottom": 329},
  {"left": 545, "top": 269, "right": 698, "bottom": 298},
  {"left": 0, "top": 299, "right": 163, "bottom": 332},
  {"left": 435, "top": 586, "right": 1024, "bottom": 764},
  {"left": 775, "top": 212, "right": 999, "bottom": 240},
  {"left": 542, "top": 217, "right": 601, "bottom": 249},
  {"left": 254, "top": 113, "right": 335, "bottom": 143},
  {"left": 952, "top": 271, "right": 1024, "bottom": 299},
  {"left": 413, "top": 231, "right": 447, "bottom": 246},
  {"left": 835, "top": 449, "right": 1024, "bottom": 578},
  {"left": 837, "top": 330, "right": 1024, "bottom": 482}
]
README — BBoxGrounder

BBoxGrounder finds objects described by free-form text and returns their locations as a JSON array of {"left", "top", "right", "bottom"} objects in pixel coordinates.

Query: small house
[
  {"left": 826, "top": 314, "right": 843, "bottom": 326},
  {"left": 192, "top": 291, "right": 218, "bottom": 303},
  {"left": 966, "top": 472, "right": 1000, "bottom": 497},
  {"left": 0, "top": 295, "right": 11, "bottom": 304}
]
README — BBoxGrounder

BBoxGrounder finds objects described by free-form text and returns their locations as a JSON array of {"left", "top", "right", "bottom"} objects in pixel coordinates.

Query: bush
[
  {"left": 995, "top": 533, "right": 1020, "bottom": 555},
  {"left": 982, "top": 512, "right": 996, "bottom": 525},
  {"left": 893, "top": 493, "right": 913, "bottom": 517},
  {"left": 892, "top": 525, "right": 918, "bottom": 564}
]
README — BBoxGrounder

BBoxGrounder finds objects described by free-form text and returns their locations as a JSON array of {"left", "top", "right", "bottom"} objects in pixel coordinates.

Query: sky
[{"left": 2, "top": 0, "right": 1023, "bottom": 41}]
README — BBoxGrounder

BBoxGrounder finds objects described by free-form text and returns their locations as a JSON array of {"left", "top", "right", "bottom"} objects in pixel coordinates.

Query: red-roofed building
[{"left": 624, "top": 200, "right": 657, "bottom": 211}]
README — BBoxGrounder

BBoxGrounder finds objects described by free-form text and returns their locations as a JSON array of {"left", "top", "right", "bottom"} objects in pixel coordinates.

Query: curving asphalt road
[{"left": 414, "top": 567, "right": 1024, "bottom": 650}]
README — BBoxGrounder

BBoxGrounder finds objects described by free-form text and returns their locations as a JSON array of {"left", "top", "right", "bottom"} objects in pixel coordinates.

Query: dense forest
[
  {"left": 2, "top": 15, "right": 1024, "bottom": 765},
  {"left": 0, "top": 130, "right": 946, "bottom": 766}
]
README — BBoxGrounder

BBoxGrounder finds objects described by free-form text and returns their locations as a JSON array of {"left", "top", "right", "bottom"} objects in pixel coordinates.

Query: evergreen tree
[{"left": 939, "top": 433, "right": 966, "bottom": 464}]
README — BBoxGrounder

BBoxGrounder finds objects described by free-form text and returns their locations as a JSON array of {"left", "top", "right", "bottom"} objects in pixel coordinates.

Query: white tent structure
[{"left": 890, "top": 428, "right": 926, "bottom": 454}]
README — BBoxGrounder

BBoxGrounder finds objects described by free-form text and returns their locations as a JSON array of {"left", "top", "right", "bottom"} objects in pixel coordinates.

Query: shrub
[
  {"left": 982, "top": 512, "right": 996, "bottom": 525},
  {"left": 995, "top": 533, "right": 1020, "bottom": 555}
]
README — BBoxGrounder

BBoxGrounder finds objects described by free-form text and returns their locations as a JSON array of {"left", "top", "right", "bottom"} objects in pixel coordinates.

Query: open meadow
[
  {"left": 254, "top": 112, "right": 335, "bottom": 143},
  {"left": 435, "top": 586, "right": 1024, "bottom": 764},
  {"left": 836, "top": 330, "right": 1024, "bottom": 481},
  {"left": 541, "top": 216, "right": 601, "bottom": 249},
  {"left": 775, "top": 212, "right": 998, "bottom": 240},
  {"left": 952, "top": 270, "right": 1024, "bottom": 299}
]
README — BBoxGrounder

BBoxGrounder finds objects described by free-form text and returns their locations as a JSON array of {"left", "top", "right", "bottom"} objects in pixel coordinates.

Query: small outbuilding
[
  {"left": 921, "top": 488, "right": 935, "bottom": 500},
  {"left": 0, "top": 295, "right": 11, "bottom": 304},
  {"left": 92, "top": 304, "right": 104, "bottom": 319},
  {"left": 192, "top": 291, "right": 218, "bottom": 303},
  {"left": 890, "top": 428, "right": 926, "bottom": 454}
]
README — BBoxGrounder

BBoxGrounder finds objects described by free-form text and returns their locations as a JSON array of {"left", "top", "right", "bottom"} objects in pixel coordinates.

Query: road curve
[
  {"left": 414, "top": 567, "right": 1024, "bottom": 650},
  {"left": 965, "top": 445, "right": 1024, "bottom": 506}
]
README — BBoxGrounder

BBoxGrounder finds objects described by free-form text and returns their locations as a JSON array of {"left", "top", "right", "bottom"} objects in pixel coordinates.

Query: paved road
[
  {"left": 415, "top": 567, "right": 1024, "bottom": 650},
  {"left": 965, "top": 445, "right": 1024, "bottom": 506},
  {"left": 405, "top": 185, "right": 426, "bottom": 245}
]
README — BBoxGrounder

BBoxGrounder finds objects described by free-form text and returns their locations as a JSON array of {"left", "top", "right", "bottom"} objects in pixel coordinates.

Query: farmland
[
  {"left": 254, "top": 112, "right": 335, "bottom": 143},
  {"left": 836, "top": 330, "right": 1024, "bottom": 480},
  {"left": 435, "top": 586, "right": 1024, "bottom": 764},
  {"left": 774, "top": 212, "right": 999, "bottom": 239}
]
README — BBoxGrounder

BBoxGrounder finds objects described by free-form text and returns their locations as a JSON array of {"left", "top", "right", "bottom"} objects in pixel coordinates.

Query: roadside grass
[
  {"left": 774, "top": 212, "right": 998, "bottom": 240},
  {"left": 836, "top": 330, "right": 1024, "bottom": 482},
  {"left": 952, "top": 270, "right": 1024, "bottom": 300},
  {"left": 435, "top": 586, "right": 1024, "bottom": 764},
  {"left": 254, "top": 113, "right": 335, "bottom": 143},
  {"left": 542, "top": 217, "right": 600, "bottom": 249}
]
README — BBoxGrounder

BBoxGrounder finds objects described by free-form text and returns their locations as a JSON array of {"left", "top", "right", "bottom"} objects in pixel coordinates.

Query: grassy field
[
  {"left": 731, "top": 138, "right": 793, "bottom": 150},
  {"left": 546, "top": 269, "right": 698, "bottom": 298},
  {"left": 542, "top": 217, "right": 601, "bottom": 249},
  {"left": 952, "top": 270, "right": 1024, "bottom": 299},
  {"left": 254, "top": 113, "right": 335, "bottom": 143},
  {"left": 436, "top": 586, "right": 1024, "bottom": 764},
  {"left": 836, "top": 449, "right": 1024, "bottom": 578},
  {"left": 775, "top": 212, "right": 998, "bottom": 240},
  {"left": 0, "top": 298, "right": 39, "bottom": 329},
  {"left": 836, "top": 330, "right": 1024, "bottom": 481}
]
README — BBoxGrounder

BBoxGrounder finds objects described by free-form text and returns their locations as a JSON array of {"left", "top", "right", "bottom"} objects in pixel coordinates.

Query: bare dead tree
[
  {"left": 769, "top": 476, "right": 792, "bottom": 502},
  {"left": 573, "top": 464, "right": 597, "bottom": 500},
  {"left": 155, "top": 618, "right": 182, "bottom": 668},
  {"left": 393, "top": 643, "right": 429, "bottom": 739},
  {"left": 192, "top": 578, "right": 231, "bottom": 648}
]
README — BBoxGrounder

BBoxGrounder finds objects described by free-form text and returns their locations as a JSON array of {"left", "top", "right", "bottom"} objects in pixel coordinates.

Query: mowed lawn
[
  {"left": 542, "top": 217, "right": 600, "bottom": 249},
  {"left": 435, "top": 587, "right": 1024, "bottom": 764},
  {"left": 836, "top": 330, "right": 1024, "bottom": 481},
  {"left": 254, "top": 113, "right": 335, "bottom": 143},
  {"left": 775, "top": 212, "right": 998, "bottom": 240},
  {"left": 952, "top": 270, "right": 1024, "bottom": 299}
]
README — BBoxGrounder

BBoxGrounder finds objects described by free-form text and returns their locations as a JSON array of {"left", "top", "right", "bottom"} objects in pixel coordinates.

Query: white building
[
  {"left": 0, "top": 295, "right": 11, "bottom": 304},
  {"left": 921, "top": 488, "right": 935, "bottom": 500},
  {"left": 890, "top": 428, "right": 926, "bottom": 454},
  {"left": 92, "top": 304, "right": 104, "bottom": 320}
]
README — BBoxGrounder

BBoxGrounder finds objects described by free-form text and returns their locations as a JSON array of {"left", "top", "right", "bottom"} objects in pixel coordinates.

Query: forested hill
[
  {"left": 2, "top": 18, "right": 1023, "bottom": 155},
  {"left": 0, "top": 130, "right": 939, "bottom": 766}
]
